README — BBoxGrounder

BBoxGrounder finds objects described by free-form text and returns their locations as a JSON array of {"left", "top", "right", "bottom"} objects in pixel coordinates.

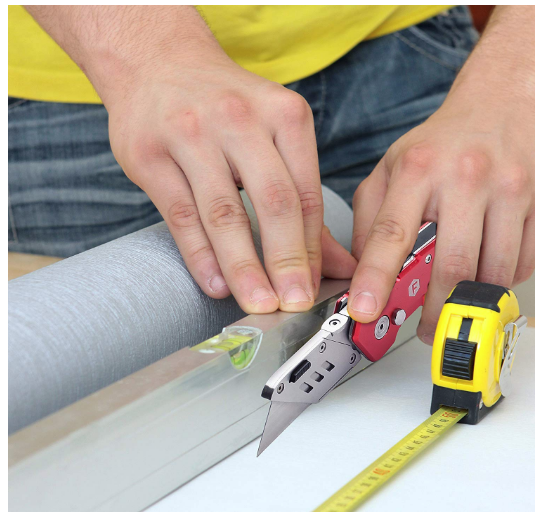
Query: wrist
[
  {"left": 448, "top": 56, "right": 534, "bottom": 116},
  {"left": 66, "top": 6, "right": 229, "bottom": 109},
  {"left": 85, "top": 37, "right": 226, "bottom": 109},
  {"left": 446, "top": 6, "right": 534, "bottom": 112}
]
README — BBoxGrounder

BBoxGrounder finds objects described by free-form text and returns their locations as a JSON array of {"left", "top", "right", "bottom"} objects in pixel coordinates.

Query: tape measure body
[
  {"left": 315, "top": 406, "right": 467, "bottom": 512},
  {"left": 431, "top": 281, "right": 522, "bottom": 423}
]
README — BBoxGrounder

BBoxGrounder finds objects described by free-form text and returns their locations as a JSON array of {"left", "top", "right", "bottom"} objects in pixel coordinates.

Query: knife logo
[{"left": 408, "top": 278, "right": 420, "bottom": 297}]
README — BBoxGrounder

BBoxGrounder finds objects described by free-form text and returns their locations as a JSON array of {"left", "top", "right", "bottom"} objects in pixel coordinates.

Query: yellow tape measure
[{"left": 315, "top": 406, "right": 467, "bottom": 512}]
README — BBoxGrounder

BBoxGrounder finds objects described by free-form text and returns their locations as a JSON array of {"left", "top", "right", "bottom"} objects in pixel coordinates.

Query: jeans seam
[
  {"left": 407, "top": 25, "right": 471, "bottom": 59},
  {"left": 394, "top": 32, "right": 460, "bottom": 72},
  {"left": 8, "top": 194, "right": 18, "bottom": 243},
  {"left": 315, "top": 69, "right": 327, "bottom": 136}
]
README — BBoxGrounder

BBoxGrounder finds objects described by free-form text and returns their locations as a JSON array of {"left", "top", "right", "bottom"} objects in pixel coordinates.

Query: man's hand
[
  {"left": 26, "top": 6, "right": 357, "bottom": 313},
  {"left": 348, "top": 5, "right": 534, "bottom": 343}
]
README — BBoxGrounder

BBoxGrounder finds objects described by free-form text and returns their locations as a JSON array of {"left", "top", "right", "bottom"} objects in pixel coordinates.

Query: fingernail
[
  {"left": 351, "top": 291, "right": 377, "bottom": 314},
  {"left": 420, "top": 333, "right": 435, "bottom": 346},
  {"left": 250, "top": 286, "right": 277, "bottom": 305},
  {"left": 283, "top": 285, "right": 313, "bottom": 305},
  {"left": 209, "top": 274, "right": 227, "bottom": 293}
]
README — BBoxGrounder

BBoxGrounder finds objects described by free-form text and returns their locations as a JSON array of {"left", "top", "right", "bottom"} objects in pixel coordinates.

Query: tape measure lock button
[{"left": 441, "top": 338, "right": 477, "bottom": 380}]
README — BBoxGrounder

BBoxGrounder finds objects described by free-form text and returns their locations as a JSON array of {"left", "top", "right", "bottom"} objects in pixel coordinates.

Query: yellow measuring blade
[{"left": 314, "top": 406, "right": 467, "bottom": 512}]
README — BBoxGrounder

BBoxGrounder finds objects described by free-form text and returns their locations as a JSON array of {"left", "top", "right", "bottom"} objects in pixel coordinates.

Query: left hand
[{"left": 347, "top": 90, "right": 534, "bottom": 344}]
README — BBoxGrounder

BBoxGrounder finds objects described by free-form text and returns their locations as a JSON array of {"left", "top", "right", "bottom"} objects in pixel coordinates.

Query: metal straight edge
[{"left": 8, "top": 278, "right": 420, "bottom": 512}]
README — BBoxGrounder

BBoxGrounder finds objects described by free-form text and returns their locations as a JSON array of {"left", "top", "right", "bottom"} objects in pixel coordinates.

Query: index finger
[{"left": 348, "top": 178, "right": 430, "bottom": 322}]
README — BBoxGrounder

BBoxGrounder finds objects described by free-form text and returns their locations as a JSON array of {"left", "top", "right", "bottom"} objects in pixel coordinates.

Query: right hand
[{"left": 103, "top": 41, "right": 357, "bottom": 313}]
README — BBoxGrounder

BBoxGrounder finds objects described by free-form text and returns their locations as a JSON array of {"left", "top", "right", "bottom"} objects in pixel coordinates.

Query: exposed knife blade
[
  {"left": 257, "top": 401, "right": 310, "bottom": 456},
  {"left": 257, "top": 308, "right": 361, "bottom": 455}
]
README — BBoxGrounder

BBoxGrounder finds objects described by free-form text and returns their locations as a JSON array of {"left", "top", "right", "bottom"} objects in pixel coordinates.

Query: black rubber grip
[{"left": 446, "top": 280, "right": 510, "bottom": 313}]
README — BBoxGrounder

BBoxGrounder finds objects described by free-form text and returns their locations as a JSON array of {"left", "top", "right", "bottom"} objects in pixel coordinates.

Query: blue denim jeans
[{"left": 8, "top": 6, "right": 478, "bottom": 257}]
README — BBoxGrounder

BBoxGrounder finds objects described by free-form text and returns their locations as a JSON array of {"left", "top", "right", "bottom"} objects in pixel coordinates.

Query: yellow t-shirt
[{"left": 8, "top": 5, "right": 451, "bottom": 104}]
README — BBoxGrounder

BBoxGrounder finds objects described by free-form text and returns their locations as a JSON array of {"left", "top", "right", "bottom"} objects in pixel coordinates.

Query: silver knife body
[{"left": 258, "top": 306, "right": 361, "bottom": 455}]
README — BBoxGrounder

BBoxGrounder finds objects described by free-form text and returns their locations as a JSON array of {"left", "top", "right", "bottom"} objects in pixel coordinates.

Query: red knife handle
[
  {"left": 333, "top": 222, "right": 436, "bottom": 362},
  {"left": 350, "top": 237, "right": 435, "bottom": 361}
]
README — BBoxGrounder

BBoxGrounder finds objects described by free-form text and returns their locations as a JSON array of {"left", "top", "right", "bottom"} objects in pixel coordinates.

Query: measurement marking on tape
[{"left": 314, "top": 406, "right": 467, "bottom": 512}]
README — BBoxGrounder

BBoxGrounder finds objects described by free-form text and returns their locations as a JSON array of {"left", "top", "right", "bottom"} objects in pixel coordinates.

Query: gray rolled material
[{"left": 9, "top": 186, "right": 354, "bottom": 434}]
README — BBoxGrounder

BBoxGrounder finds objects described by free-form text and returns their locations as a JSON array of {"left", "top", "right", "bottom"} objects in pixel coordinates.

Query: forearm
[
  {"left": 24, "top": 6, "right": 225, "bottom": 107},
  {"left": 448, "top": 6, "right": 534, "bottom": 109}
]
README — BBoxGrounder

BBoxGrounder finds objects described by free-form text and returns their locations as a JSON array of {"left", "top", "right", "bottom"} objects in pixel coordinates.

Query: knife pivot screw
[
  {"left": 277, "top": 383, "right": 284, "bottom": 394},
  {"left": 350, "top": 353, "right": 357, "bottom": 364},
  {"left": 329, "top": 319, "right": 340, "bottom": 326},
  {"left": 425, "top": 254, "right": 432, "bottom": 264},
  {"left": 374, "top": 315, "right": 390, "bottom": 340},
  {"left": 319, "top": 342, "right": 326, "bottom": 353}
]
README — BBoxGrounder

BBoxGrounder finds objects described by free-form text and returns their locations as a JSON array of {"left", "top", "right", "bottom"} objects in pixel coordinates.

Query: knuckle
[
  {"left": 218, "top": 94, "right": 254, "bottom": 127},
  {"left": 127, "top": 134, "right": 168, "bottom": 171},
  {"left": 269, "top": 250, "right": 309, "bottom": 272},
  {"left": 167, "top": 200, "right": 201, "bottom": 231},
  {"left": 168, "top": 109, "right": 201, "bottom": 142},
  {"left": 306, "top": 243, "right": 322, "bottom": 264},
  {"left": 438, "top": 253, "right": 475, "bottom": 286},
  {"left": 368, "top": 217, "right": 410, "bottom": 250},
  {"left": 230, "top": 258, "right": 261, "bottom": 279},
  {"left": 274, "top": 91, "right": 312, "bottom": 127},
  {"left": 185, "top": 242, "right": 215, "bottom": 264},
  {"left": 457, "top": 150, "right": 491, "bottom": 190},
  {"left": 499, "top": 164, "right": 531, "bottom": 201},
  {"left": 298, "top": 189, "right": 323, "bottom": 219},
  {"left": 262, "top": 180, "right": 300, "bottom": 218},
  {"left": 397, "top": 144, "right": 436, "bottom": 180},
  {"left": 207, "top": 196, "right": 250, "bottom": 230}
]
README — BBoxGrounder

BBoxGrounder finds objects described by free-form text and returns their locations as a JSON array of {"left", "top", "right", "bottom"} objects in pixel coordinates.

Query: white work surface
[{"left": 148, "top": 328, "right": 535, "bottom": 512}]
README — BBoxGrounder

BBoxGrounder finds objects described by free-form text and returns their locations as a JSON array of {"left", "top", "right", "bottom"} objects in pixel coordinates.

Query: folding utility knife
[{"left": 257, "top": 221, "right": 437, "bottom": 456}]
